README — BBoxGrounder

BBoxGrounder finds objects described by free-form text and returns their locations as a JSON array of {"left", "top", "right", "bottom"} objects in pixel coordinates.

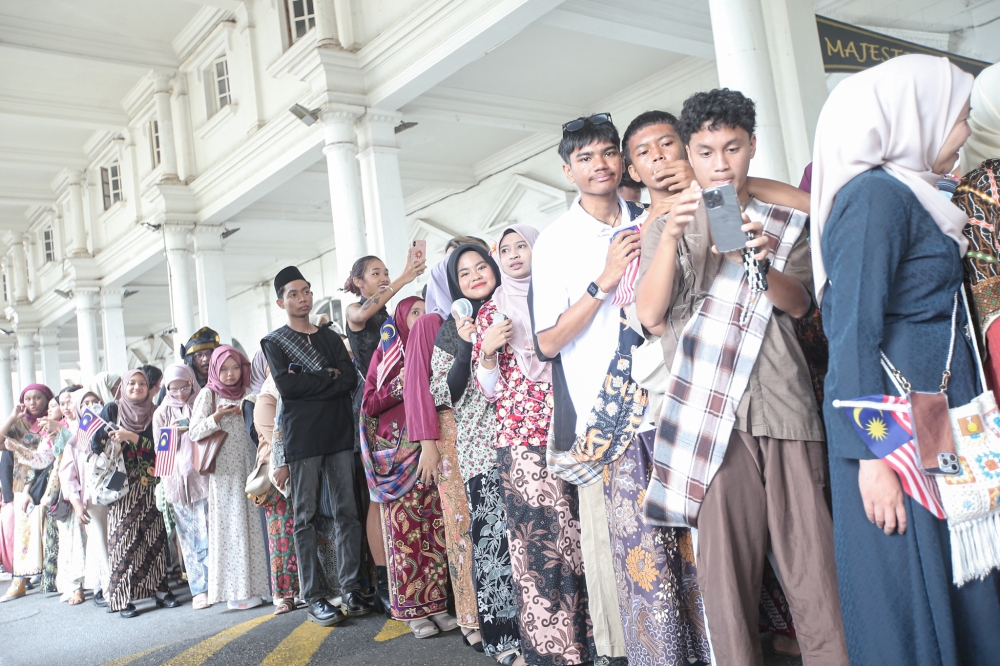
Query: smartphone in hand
[
  {"left": 288, "top": 363, "right": 303, "bottom": 374},
  {"left": 408, "top": 240, "right": 426, "bottom": 264},
  {"left": 702, "top": 183, "right": 747, "bottom": 253}
]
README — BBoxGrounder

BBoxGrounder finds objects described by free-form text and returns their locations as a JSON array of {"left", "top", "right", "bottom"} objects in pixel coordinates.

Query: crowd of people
[{"left": 2, "top": 53, "right": 1000, "bottom": 666}]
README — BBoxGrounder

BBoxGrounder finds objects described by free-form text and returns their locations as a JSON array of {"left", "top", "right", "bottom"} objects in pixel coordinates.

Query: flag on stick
[
  {"left": 154, "top": 427, "right": 177, "bottom": 478},
  {"left": 376, "top": 317, "right": 404, "bottom": 390}
]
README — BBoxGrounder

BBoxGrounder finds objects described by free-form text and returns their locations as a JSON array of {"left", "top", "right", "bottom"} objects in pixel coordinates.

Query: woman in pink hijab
[
  {"left": 188, "top": 346, "right": 269, "bottom": 610},
  {"left": 814, "top": 54, "right": 1000, "bottom": 665}
]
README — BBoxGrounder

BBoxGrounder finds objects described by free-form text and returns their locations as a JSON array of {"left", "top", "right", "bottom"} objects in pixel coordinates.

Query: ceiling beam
[
  {"left": 402, "top": 86, "right": 583, "bottom": 134},
  {"left": 0, "top": 14, "right": 179, "bottom": 73},
  {"left": 538, "top": 5, "right": 715, "bottom": 60},
  {"left": 0, "top": 186, "right": 54, "bottom": 208},
  {"left": 0, "top": 91, "right": 128, "bottom": 131},
  {"left": 399, "top": 161, "right": 477, "bottom": 190},
  {"left": 361, "top": 0, "right": 567, "bottom": 110},
  {"left": 0, "top": 146, "right": 87, "bottom": 171}
]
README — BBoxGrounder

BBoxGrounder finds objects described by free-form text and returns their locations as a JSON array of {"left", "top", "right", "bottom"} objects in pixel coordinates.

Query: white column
[
  {"left": 101, "top": 289, "right": 129, "bottom": 375},
  {"left": 313, "top": 0, "right": 340, "bottom": 47},
  {"left": 22, "top": 234, "right": 36, "bottom": 303},
  {"left": 163, "top": 224, "right": 197, "bottom": 353},
  {"left": 171, "top": 77, "right": 193, "bottom": 182},
  {"left": 10, "top": 244, "right": 28, "bottom": 303},
  {"left": 192, "top": 224, "right": 231, "bottom": 345},
  {"left": 67, "top": 171, "right": 89, "bottom": 257},
  {"left": 0, "top": 340, "right": 14, "bottom": 416},
  {"left": 708, "top": 0, "right": 789, "bottom": 182},
  {"left": 37, "top": 327, "right": 61, "bottom": 390},
  {"left": 322, "top": 107, "right": 368, "bottom": 295},
  {"left": 15, "top": 329, "right": 36, "bottom": 391},
  {"left": 0, "top": 257, "right": 8, "bottom": 306},
  {"left": 356, "top": 110, "right": 410, "bottom": 278},
  {"left": 760, "top": 0, "right": 828, "bottom": 180},
  {"left": 153, "top": 75, "right": 179, "bottom": 180},
  {"left": 74, "top": 289, "right": 101, "bottom": 380}
]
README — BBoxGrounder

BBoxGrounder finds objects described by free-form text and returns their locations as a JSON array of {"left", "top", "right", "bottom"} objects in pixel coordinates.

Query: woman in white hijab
[{"left": 813, "top": 54, "right": 1000, "bottom": 666}]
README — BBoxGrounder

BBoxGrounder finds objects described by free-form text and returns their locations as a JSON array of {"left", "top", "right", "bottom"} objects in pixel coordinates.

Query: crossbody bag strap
[
  {"left": 880, "top": 292, "right": 959, "bottom": 395},
  {"left": 961, "top": 285, "right": 989, "bottom": 392}
]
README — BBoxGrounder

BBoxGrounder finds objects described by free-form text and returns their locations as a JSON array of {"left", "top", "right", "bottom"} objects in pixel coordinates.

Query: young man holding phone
[
  {"left": 261, "top": 266, "right": 373, "bottom": 626},
  {"left": 635, "top": 90, "right": 847, "bottom": 665},
  {"left": 529, "top": 114, "right": 642, "bottom": 664}
]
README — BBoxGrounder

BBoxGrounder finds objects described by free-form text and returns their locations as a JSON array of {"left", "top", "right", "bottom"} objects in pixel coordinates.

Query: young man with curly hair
[{"left": 634, "top": 90, "right": 848, "bottom": 665}]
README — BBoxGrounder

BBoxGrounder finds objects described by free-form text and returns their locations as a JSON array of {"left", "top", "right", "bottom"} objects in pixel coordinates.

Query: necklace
[
  {"left": 609, "top": 206, "right": 621, "bottom": 227},
  {"left": 739, "top": 194, "right": 754, "bottom": 213}
]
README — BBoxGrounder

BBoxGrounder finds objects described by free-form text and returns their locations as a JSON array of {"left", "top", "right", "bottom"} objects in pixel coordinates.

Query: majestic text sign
[{"left": 816, "top": 15, "right": 990, "bottom": 77}]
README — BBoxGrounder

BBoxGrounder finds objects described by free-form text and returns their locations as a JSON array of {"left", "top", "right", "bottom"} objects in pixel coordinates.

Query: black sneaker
[
  {"left": 120, "top": 603, "right": 138, "bottom": 619},
  {"left": 93, "top": 590, "right": 107, "bottom": 607},
  {"left": 340, "top": 589, "right": 374, "bottom": 617},
  {"left": 307, "top": 599, "right": 345, "bottom": 627}
]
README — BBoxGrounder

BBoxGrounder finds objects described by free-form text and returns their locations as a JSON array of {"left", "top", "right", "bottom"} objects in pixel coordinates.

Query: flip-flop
[{"left": 273, "top": 598, "right": 295, "bottom": 615}]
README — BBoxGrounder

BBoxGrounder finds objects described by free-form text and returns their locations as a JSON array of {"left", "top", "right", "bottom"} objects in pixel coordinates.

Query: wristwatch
[{"left": 587, "top": 281, "right": 610, "bottom": 301}]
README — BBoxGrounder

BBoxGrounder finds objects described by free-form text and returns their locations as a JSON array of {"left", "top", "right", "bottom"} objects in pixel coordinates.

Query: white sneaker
[{"left": 227, "top": 597, "right": 264, "bottom": 610}]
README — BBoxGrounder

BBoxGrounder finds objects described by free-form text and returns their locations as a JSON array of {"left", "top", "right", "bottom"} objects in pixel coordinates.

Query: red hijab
[
  {"left": 206, "top": 345, "right": 251, "bottom": 400},
  {"left": 19, "top": 383, "right": 54, "bottom": 424}
]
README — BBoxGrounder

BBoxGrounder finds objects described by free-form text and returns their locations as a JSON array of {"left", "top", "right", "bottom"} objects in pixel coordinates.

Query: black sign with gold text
[{"left": 816, "top": 15, "right": 990, "bottom": 76}]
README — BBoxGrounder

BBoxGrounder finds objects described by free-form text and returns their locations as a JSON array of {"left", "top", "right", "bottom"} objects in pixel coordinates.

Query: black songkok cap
[
  {"left": 274, "top": 265, "right": 307, "bottom": 297},
  {"left": 181, "top": 326, "right": 220, "bottom": 357}
]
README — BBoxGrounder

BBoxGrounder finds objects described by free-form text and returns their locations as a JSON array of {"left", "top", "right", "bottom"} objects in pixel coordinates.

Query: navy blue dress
[{"left": 821, "top": 168, "right": 1000, "bottom": 665}]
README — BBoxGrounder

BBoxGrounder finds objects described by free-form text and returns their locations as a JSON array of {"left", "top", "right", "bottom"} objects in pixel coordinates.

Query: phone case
[
  {"left": 909, "top": 391, "right": 960, "bottom": 475},
  {"left": 703, "top": 183, "right": 747, "bottom": 253}
]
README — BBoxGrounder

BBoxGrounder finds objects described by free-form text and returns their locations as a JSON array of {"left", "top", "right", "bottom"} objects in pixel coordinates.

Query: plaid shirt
[{"left": 643, "top": 203, "right": 807, "bottom": 527}]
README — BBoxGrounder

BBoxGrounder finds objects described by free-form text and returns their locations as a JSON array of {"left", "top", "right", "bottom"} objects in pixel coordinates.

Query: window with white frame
[
  {"left": 285, "top": 0, "right": 315, "bottom": 44},
  {"left": 149, "top": 119, "right": 161, "bottom": 168},
  {"left": 204, "top": 55, "right": 232, "bottom": 117},
  {"left": 100, "top": 162, "right": 123, "bottom": 210},
  {"left": 41, "top": 227, "right": 55, "bottom": 263}
]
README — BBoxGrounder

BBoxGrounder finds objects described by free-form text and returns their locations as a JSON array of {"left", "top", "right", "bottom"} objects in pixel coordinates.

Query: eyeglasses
[{"left": 562, "top": 113, "right": 613, "bottom": 133}]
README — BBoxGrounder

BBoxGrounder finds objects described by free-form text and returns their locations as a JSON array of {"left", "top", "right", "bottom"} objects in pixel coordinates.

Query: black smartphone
[
  {"left": 288, "top": 363, "right": 303, "bottom": 374},
  {"left": 702, "top": 183, "right": 747, "bottom": 253},
  {"left": 106, "top": 471, "right": 127, "bottom": 492}
]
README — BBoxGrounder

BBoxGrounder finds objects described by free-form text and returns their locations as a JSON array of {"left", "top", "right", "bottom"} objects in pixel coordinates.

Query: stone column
[
  {"left": 192, "top": 224, "right": 231, "bottom": 345},
  {"left": 37, "top": 327, "right": 61, "bottom": 390},
  {"left": 101, "top": 289, "right": 129, "bottom": 375},
  {"left": 163, "top": 223, "right": 197, "bottom": 352},
  {"left": 708, "top": 0, "right": 789, "bottom": 182},
  {"left": 153, "top": 75, "right": 179, "bottom": 180},
  {"left": 74, "top": 289, "right": 101, "bottom": 380},
  {"left": 321, "top": 107, "right": 368, "bottom": 301},
  {"left": 356, "top": 110, "right": 410, "bottom": 278},
  {"left": 313, "top": 0, "right": 340, "bottom": 47},
  {"left": 15, "top": 329, "right": 36, "bottom": 391},
  {"left": 67, "top": 171, "right": 89, "bottom": 257},
  {"left": 171, "top": 76, "right": 193, "bottom": 182},
  {"left": 0, "top": 340, "right": 14, "bottom": 416},
  {"left": 10, "top": 244, "right": 28, "bottom": 303}
]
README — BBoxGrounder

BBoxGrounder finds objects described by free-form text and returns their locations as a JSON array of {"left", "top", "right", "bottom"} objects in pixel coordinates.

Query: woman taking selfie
[
  {"left": 189, "top": 345, "right": 269, "bottom": 611},
  {"left": 89, "top": 370, "right": 176, "bottom": 618},
  {"left": 153, "top": 363, "right": 210, "bottom": 609},
  {"left": 814, "top": 54, "right": 1000, "bottom": 665}
]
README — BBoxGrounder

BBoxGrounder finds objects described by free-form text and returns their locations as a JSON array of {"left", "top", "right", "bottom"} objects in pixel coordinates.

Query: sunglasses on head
[{"left": 562, "top": 112, "right": 613, "bottom": 133}]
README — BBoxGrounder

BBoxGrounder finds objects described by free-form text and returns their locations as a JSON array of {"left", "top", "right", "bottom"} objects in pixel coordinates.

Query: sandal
[
  {"left": 68, "top": 589, "right": 85, "bottom": 606},
  {"left": 496, "top": 650, "right": 526, "bottom": 666},
  {"left": 408, "top": 617, "right": 440, "bottom": 639},
  {"left": 192, "top": 593, "right": 211, "bottom": 610},
  {"left": 462, "top": 628, "right": 484, "bottom": 653},
  {"left": 430, "top": 613, "right": 458, "bottom": 632},
  {"left": 273, "top": 597, "right": 295, "bottom": 615}
]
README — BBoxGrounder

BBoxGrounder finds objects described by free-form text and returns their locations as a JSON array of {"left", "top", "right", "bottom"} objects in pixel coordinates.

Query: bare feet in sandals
[
  {"left": 273, "top": 597, "right": 295, "bottom": 615},
  {"left": 408, "top": 617, "right": 439, "bottom": 638}
]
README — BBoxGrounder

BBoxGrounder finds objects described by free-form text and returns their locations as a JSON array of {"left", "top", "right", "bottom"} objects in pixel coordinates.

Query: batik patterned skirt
[
  {"left": 12, "top": 495, "right": 43, "bottom": 577},
  {"left": 466, "top": 466, "right": 521, "bottom": 657},
  {"left": 380, "top": 479, "right": 449, "bottom": 620},
  {"left": 499, "top": 446, "right": 594, "bottom": 666},
  {"left": 259, "top": 488, "right": 299, "bottom": 598},
  {"left": 107, "top": 477, "right": 168, "bottom": 611},
  {"left": 604, "top": 432, "right": 711, "bottom": 666},
  {"left": 435, "top": 409, "right": 478, "bottom": 628},
  {"left": 41, "top": 513, "right": 58, "bottom": 592},
  {"left": 172, "top": 499, "right": 209, "bottom": 597}
]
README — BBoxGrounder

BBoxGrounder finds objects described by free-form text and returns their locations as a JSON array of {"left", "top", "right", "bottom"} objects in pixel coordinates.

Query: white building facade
[{"left": 0, "top": 0, "right": 997, "bottom": 411}]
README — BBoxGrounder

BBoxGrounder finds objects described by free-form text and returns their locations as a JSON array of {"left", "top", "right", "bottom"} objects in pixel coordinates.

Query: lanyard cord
[{"left": 879, "top": 293, "right": 958, "bottom": 394}]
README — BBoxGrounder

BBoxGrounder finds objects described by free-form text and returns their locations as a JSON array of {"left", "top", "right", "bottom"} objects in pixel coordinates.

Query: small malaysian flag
[
  {"left": 78, "top": 408, "right": 108, "bottom": 442},
  {"left": 611, "top": 223, "right": 642, "bottom": 306},
  {"left": 153, "top": 427, "right": 177, "bottom": 478},
  {"left": 376, "top": 317, "right": 404, "bottom": 390},
  {"left": 833, "top": 394, "right": 945, "bottom": 519}
]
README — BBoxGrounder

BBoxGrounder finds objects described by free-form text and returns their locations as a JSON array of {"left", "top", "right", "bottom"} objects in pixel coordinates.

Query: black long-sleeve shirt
[{"left": 261, "top": 325, "right": 357, "bottom": 462}]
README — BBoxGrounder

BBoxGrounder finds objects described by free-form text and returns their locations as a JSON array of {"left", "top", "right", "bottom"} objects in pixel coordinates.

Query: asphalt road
[{"left": 0, "top": 583, "right": 803, "bottom": 666}]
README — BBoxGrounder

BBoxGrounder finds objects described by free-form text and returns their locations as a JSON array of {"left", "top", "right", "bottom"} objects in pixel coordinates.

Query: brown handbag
[{"left": 191, "top": 391, "right": 227, "bottom": 474}]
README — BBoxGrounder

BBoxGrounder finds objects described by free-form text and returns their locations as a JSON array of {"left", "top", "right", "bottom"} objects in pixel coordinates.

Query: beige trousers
[
  {"left": 578, "top": 479, "right": 626, "bottom": 658},
  {"left": 697, "top": 430, "right": 848, "bottom": 666}
]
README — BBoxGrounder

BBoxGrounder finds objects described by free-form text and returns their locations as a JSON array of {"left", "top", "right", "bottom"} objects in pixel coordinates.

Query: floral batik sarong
[
  {"left": 466, "top": 466, "right": 521, "bottom": 657},
  {"left": 435, "top": 410, "right": 478, "bottom": 627},
  {"left": 41, "top": 513, "right": 58, "bottom": 592},
  {"left": 499, "top": 446, "right": 594, "bottom": 666},
  {"left": 604, "top": 431, "right": 711, "bottom": 666},
  {"left": 259, "top": 488, "right": 298, "bottom": 598},
  {"left": 380, "top": 479, "right": 449, "bottom": 620}
]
